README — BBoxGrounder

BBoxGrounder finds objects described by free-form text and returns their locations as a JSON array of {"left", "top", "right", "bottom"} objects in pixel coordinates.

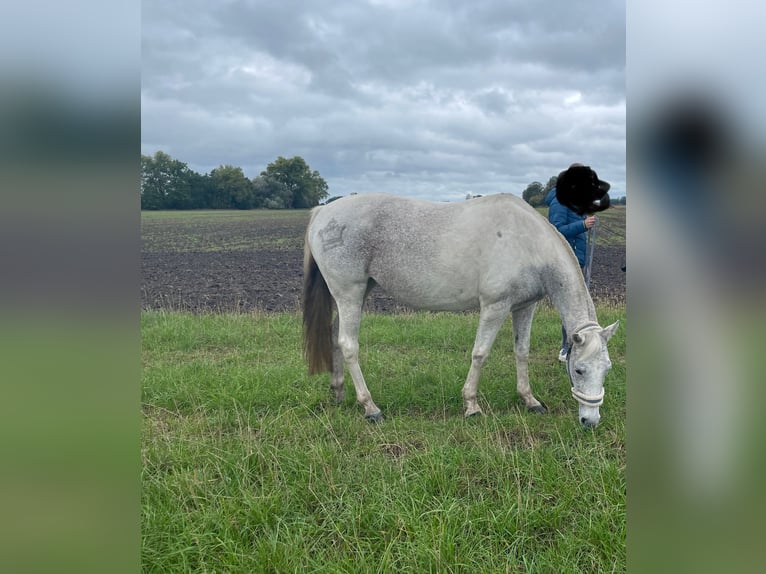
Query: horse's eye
[{"left": 575, "top": 368, "right": 584, "bottom": 376}]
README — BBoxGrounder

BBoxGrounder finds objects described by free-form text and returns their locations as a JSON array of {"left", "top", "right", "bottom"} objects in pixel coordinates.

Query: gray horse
[{"left": 303, "top": 193, "right": 618, "bottom": 427}]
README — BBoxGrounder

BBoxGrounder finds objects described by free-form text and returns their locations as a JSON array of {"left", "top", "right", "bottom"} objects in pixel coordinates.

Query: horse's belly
[{"left": 373, "top": 275, "right": 479, "bottom": 311}]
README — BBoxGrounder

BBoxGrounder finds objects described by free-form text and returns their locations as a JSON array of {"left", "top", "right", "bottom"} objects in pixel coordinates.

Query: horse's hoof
[
  {"left": 365, "top": 411, "right": 385, "bottom": 423},
  {"left": 330, "top": 387, "right": 345, "bottom": 404},
  {"left": 528, "top": 402, "right": 548, "bottom": 414},
  {"left": 464, "top": 407, "right": 483, "bottom": 418}
]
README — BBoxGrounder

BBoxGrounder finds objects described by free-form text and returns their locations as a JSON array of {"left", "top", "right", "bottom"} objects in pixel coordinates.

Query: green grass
[
  {"left": 142, "top": 306, "right": 626, "bottom": 572},
  {"left": 141, "top": 205, "right": 625, "bottom": 255},
  {"left": 141, "top": 210, "right": 311, "bottom": 253},
  {"left": 141, "top": 210, "right": 312, "bottom": 221}
]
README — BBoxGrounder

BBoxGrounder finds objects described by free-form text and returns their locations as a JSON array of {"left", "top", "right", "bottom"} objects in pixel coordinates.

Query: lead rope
[{"left": 584, "top": 216, "right": 598, "bottom": 288}]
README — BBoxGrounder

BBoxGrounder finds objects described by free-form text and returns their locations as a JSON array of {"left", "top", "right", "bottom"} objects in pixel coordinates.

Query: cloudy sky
[{"left": 142, "top": 0, "right": 625, "bottom": 202}]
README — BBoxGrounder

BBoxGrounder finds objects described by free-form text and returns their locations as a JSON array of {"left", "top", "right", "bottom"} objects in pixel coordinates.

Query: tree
[
  {"left": 141, "top": 154, "right": 164, "bottom": 209},
  {"left": 522, "top": 181, "right": 545, "bottom": 207},
  {"left": 187, "top": 172, "right": 214, "bottom": 209},
  {"left": 140, "top": 152, "right": 331, "bottom": 210},
  {"left": 209, "top": 165, "right": 256, "bottom": 209},
  {"left": 253, "top": 175, "right": 292, "bottom": 209},
  {"left": 141, "top": 151, "right": 195, "bottom": 209},
  {"left": 259, "top": 156, "right": 328, "bottom": 208}
]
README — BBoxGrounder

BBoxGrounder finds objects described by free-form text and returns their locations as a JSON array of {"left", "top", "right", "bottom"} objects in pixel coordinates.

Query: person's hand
[{"left": 584, "top": 215, "right": 597, "bottom": 229}]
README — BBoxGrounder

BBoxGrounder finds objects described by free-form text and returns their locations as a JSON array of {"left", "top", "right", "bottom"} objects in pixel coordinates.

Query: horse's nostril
[{"left": 580, "top": 417, "right": 587, "bottom": 425}]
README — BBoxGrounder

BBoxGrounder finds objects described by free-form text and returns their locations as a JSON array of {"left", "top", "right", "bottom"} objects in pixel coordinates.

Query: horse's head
[
  {"left": 555, "top": 165, "right": 611, "bottom": 215},
  {"left": 567, "top": 321, "right": 620, "bottom": 428}
]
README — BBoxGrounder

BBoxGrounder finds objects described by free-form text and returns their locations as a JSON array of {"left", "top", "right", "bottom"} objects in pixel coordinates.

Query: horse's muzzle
[{"left": 580, "top": 415, "right": 600, "bottom": 428}]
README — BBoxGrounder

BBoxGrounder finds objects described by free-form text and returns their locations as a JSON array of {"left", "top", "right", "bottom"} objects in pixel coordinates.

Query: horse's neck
[{"left": 545, "top": 263, "right": 597, "bottom": 334}]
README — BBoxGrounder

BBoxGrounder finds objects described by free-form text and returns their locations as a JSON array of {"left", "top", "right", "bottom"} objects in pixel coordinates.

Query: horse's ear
[{"left": 600, "top": 321, "right": 619, "bottom": 341}]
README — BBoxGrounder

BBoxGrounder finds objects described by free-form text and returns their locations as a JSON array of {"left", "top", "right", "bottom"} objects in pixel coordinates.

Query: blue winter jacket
[{"left": 545, "top": 188, "right": 587, "bottom": 267}]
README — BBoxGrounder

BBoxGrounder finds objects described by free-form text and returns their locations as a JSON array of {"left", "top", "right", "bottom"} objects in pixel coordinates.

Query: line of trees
[
  {"left": 522, "top": 176, "right": 626, "bottom": 207},
  {"left": 141, "top": 152, "right": 329, "bottom": 210}
]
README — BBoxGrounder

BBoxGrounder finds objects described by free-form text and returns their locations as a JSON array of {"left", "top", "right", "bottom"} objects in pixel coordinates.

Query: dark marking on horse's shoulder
[
  {"left": 496, "top": 231, "right": 503, "bottom": 238},
  {"left": 319, "top": 218, "right": 347, "bottom": 249}
]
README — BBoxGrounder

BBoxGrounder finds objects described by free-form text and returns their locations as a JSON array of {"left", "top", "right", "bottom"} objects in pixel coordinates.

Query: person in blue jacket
[{"left": 545, "top": 185, "right": 597, "bottom": 361}]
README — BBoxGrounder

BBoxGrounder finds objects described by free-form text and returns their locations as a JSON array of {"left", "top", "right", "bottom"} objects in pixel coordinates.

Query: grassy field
[
  {"left": 142, "top": 305, "right": 626, "bottom": 573},
  {"left": 141, "top": 204, "right": 625, "bottom": 253},
  {"left": 141, "top": 210, "right": 312, "bottom": 222},
  {"left": 141, "top": 210, "right": 311, "bottom": 253}
]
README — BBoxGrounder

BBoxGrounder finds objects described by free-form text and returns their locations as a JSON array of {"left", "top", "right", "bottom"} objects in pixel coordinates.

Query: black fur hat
[{"left": 555, "top": 165, "right": 611, "bottom": 215}]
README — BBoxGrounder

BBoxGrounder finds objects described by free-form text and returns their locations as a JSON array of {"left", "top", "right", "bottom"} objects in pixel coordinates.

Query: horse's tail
[{"left": 303, "top": 208, "right": 334, "bottom": 375}]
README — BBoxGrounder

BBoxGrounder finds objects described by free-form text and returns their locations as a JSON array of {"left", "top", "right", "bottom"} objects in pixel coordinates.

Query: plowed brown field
[{"left": 142, "top": 206, "right": 625, "bottom": 313}]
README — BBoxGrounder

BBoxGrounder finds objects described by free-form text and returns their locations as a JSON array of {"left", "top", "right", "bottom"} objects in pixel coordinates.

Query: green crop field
[
  {"left": 142, "top": 305, "right": 626, "bottom": 572},
  {"left": 141, "top": 210, "right": 312, "bottom": 253},
  {"left": 141, "top": 204, "right": 625, "bottom": 254}
]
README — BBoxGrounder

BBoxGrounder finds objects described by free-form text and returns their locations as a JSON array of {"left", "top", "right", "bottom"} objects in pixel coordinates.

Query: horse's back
[
  {"left": 307, "top": 193, "right": 564, "bottom": 310},
  {"left": 310, "top": 192, "right": 546, "bottom": 242}
]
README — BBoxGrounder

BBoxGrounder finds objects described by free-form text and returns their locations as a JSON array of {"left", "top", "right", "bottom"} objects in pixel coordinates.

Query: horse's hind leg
[
  {"left": 330, "top": 279, "right": 376, "bottom": 405},
  {"left": 335, "top": 286, "right": 383, "bottom": 422},
  {"left": 330, "top": 315, "right": 345, "bottom": 403},
  {"left": 512, "top": 303, "right": 547, "bottom": 413},
  {"left": 462, "top": 301, "right": 511, "bottom": 417}
]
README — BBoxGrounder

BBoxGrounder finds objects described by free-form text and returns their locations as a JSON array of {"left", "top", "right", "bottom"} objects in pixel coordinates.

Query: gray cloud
[{"left": 142, "top": 0, "right": 626, "bottom": 200}]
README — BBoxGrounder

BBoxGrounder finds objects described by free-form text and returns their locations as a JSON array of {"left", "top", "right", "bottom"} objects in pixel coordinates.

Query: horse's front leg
[
  {"left": 462, "top": 301, "right": 510, "bottom": 417},
  {"left": 512, "top": 304, "right": 547, "bottom": 413}
]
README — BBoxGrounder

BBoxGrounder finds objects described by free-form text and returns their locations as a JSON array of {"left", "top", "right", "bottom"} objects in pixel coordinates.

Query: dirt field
[{"left": 142, "top": 206, "right": 625, "bottom": 313}]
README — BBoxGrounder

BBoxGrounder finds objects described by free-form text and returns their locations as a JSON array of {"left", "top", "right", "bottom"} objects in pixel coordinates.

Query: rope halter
[
  {"left": 567, "top": 321, "right": 605, "bottom": 408},
  {"left": 571, "top": 386, "right": 605, "bottom": 407}
]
